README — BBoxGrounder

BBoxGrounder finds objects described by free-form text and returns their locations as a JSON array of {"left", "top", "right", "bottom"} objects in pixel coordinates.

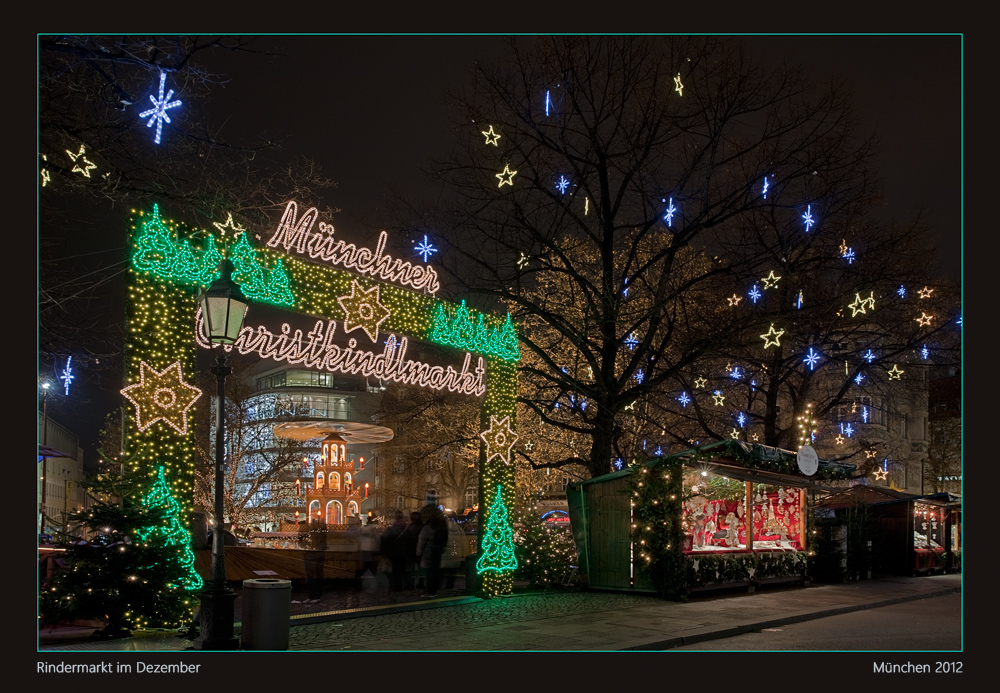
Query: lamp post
[{"left": 192, "top": 258, "right": 248, "bottom": 651}]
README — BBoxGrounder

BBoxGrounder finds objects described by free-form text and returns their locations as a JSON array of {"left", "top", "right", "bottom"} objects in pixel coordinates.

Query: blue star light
[
  {"left": 139, "top": 71, "right": 182, "bottom": 145},
  {"left": 414, "top": 235, "right": 438, "bottom": 263},
  {"left": 862, "top": 406, "right": 869, "bottom": 423},
  {"left": 624, "top": 333, "right": 639, "bottom": 350},
  {"left": 555, "top": 175, "right": 570, "bottom": 194},
  {"left": 613, "top": 458, "right": 624, "bottom": 470},
  {"left": 855, "top": 373, "right": 865, "bottom": 385},
  {"left": 795, "top": 290, "right": 804, "bottom": 309},
  {"left": 635, "top": 369, "right": 645, "bottom": 384},
  {"left": 677, "top": 392, "right": 691, "bottom": 407},
  {"left": 842, "top": 247, "right": 855, "bottom": 264},
  {"left": 897, "top": 284, "right": 907, "bottom": 298},
  {"left": 622, "top": 277, "right": 629, "bottom": 297},
  {"left": 748, "top": 284, "right": 762, "bottom": 304},
  {"left": 921, "top": 344, "right": 929, "bottom": 360},
  {"left": 762, "top": 176, "right": 770, "bottom": 199},
  {"left": 803, "top": 348, "right": 821, "bottom": 370},
  {"left": 843, "top": 423, "right": 854, "bottom": 438},
  {"left": 730, "top": 366, "right": 742, "bottom": 380},
  {"left": 863, "top": 349, "right": 876, "bottom": 363},
  {"left": 802, "top": 205, "right": 815, "bottom": 232},
  {"left": 662, "top": 197, "right": 677, "bottom": 226},
  {"left": 737, "top": 412, "right": 747, "bottom": 427},
  {"left": 654, "top": 445, "right": 664, "bottom": 456},
  {"left": 60, "top": 355, "right": 74, "bottom": 395}
]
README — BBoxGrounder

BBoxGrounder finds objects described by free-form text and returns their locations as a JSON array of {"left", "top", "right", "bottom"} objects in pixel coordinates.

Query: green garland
[
  {"left": 684, "top": 551, "right": 808, "bottom": 587},
  {"left": 627, "top": 458, "right": 686, "bottom": 600}
]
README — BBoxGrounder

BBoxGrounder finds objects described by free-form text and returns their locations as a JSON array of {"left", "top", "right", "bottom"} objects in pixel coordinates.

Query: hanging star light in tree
[
  {"left": 496, "top": 163, "right": 517, "bottom": 187},
  {"left": 887, "top": 364, "right": 905, "bottom": 380},
  {"left": 120, "top": 360, "right": 202, "bottom": 435},
  {"left": 897, "top": 284, "right": 907, "bottom": 298},
  {"left": 65, "top": 145, "right": 96, "bottom": 178},
  {"left": 60, "top": 355, "right": 74, "bottom": 395},
  {"left": 677, "top": 392, "right": 691, "bottom": 407},
  {"left": 138, "top": 71, "right": 182, "bottom": 145},
  {"left": 918, "top": 286, "right": 934, "bottom": 299},
  {"left": 40, "top": 153, "right": 50, "bottom": 186},
  {"left": 795, "top": 290, "right": 804, "bottom": 309},
  {"left": 761, "top": 270, "right": 782, "bottom": 290},
  {"left": 555, "top": 175, "right": 571, "bottom": 194},
  {"left": 414, "top": 235, "right": 438, "bottom": 263},
  {"left": 480, "top": 415, "right": 519, "bottom": 465},
  {"left": 624, "top": 332, "right": 639, "bottom": 350},
  {"left": 337, "top": 280, "right": 391, "bottom": 343},
  {"left": 748, "top": 284, "right": 762, "bottom": 304},
  {"left": 674, "top": 73, "right": 684, "bottom": 95},
  {"left": 843, "top": 423, "right": 854, "bottom": 437},
  {"left": 729, "top": 428, "right": 740, "bottom": 439},
  {"left": 713, "top": 390, "right": 726, "bottom": 406},
  {"left": 212, "top": 212, "right": 245, "bottom": 240},
  {"left": 737, "top": 412, "right": 747, "bottom": 427},
  {"left": 855, "top": 373, "right": 865, "bottom": 385},
  {"left": 921, "top": 344, "right": 929, "bottom": 359},
  {"left": 803, "top": 347, "right": 821, "bottom": 370},
  {"left": 727, "top": 294, "right": 742, "bottom": 306},
  {"left": 761, "top": 176, "right": 770, "bottom": 199},
  {"left": 662, "top": 197, "right": 677, "bottom": 226},
  {"left": 849, "top": 292, "right": 876, "bottom": 317},
  {"left": 517, "top": 252, "right": 530, "bottom": 269},
  {"left": 863, "top": 349, "right": 877, "bottom": 363},
  {"left": 916, "top": 312, "right": 934, "bottom": 327},
  {"left": 873, "top": 465, "right": 889, "bottom": 481},
  {"left": 866, "top": 449, "right": 878, "bottom": 459},
  {"left": 693, "top": 376, "right": 707, "bottom": 389},
  {"left": 634, "top": 369, "right": 645, "bottom": 383},
  {"left": 842, "top": 246, "right": 855, "bottom": 264},
  {"left": 481, "top": 124, "right": 501, "bottom": 146},
  {"left": 730, "top": 366, "right": 743, "bottom": 380},
  {"left": 801, "top": 205, "right": 815, "bottom": 231},
  {"left": 760, "top": 324, "right": 785, "bottom": 349}
]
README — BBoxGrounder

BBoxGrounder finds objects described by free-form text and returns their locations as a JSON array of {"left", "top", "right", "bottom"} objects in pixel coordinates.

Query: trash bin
[{"left": 240, "top": 578, "right": 291, "bottom": 650}]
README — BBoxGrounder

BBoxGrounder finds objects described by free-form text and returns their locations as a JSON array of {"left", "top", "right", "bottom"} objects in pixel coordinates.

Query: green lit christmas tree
[
  {"left": 511, "top": 494, "right": 578, "bottom": 589},
  {"left": 135, "top": 466, "right": 202, "bottom": 591},
  {"left": 476, "top": 485, "right": 519, "bottom": 573}
]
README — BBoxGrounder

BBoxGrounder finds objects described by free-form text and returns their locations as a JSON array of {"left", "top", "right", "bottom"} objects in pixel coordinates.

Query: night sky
[{"left": 38, "top": 34, "right": 963, "bottom": 463}]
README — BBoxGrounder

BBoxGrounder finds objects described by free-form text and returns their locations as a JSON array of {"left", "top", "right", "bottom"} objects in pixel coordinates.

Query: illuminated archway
[
  {"left": 326, "top": 500, "right": 343, "bottom": 525},
  {"left": 123, "top": 201, "right": 520, "bottom": 596}
]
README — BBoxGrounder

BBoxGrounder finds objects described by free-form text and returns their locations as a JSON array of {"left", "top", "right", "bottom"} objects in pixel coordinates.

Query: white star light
[
  {"left": 863, "top": 349, "right": 877, "bottom": 363},
  {"left": 555, "top": 175, "right": 570, "bottom": 194},
  {"left": 414, "top": 235, "right": 438, "bottom": 263},
  {"left": 60, "top": 356, "right": 74, "bottom": 395},
  {"left": 802, "top": 205, "right": 815, "bottom": 232},
  {"left": 674, "top": 73, "right": 684, "bottom": 96},
  {"left": 748, "top": 284, "right": 762, "bottom": 303},
  {"left": 139, "top": 71, "right": 182, "bottom": 145},
  {"left": 737, "top": 412, "right": 746, "bottom": 427},
  {"left": 762, "top": 176, "right": 770, "bottom": 199},
  {"left": 803, "top": 348, "right": 820, "bottom": 370},
  {"left": 677, "top": 392, "right": 691, "bottom": 407},
  {"left": 897, "top": 285, "right": 907, "bottom": 298},
  {"left": 662, "top": 198, "right": 677, "bottom": 226}
]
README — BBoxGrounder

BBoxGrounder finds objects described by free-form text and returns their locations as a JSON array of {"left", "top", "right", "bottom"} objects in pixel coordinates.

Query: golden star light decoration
[
  {"left": 918, "top": 286, "right": 934, "bottom": 299},
  {"left": 835, "top": 434, "right": 845, "bottom": 445},
  {"left": 727, "top": 294, "right": 742, "bottom": 306},
  {"left": 496, "top": 163, "right": 518, "bottom": 187},
  {"left": 337, "top": 279, "right": 391, "bottom": 343},
  {"left": 482, "top": 125, "right": 502, "bottom": 146},
  {"left": 713, "top": 391, "right": 726, "bottom": 406},
  {"left": 729, "top": 428, "right": 740, "bottom": 439},
  {"left": 66, "top": 144, "right": 97, "bottom": 178},
  {"left": 865, "top": 449, "right": 878, "bottom": 459},
  {"left": 761, "top": 270, "right": 782, "bottom": 289},
  {"left": 480, "top": 415, "right": 519, "bottom": 465},
  {"left": 517, "top": 252, "right": 530, "bottom": 269},
  {"left": 872, "top": 467, "right": 889, "bottom": 481},
  {"left": 674, "top": 73, "right": 684, "bottom": 95},
  {"left": 212, "top": 212, "right": 246, "bottom": 239},
  {"left": 693, "top": 376, "right": 707, "bottom": 389},
  {"left": 915, "top": 312, "right": 934, "bottom": 327},
  {"left": 849, "top": 291, "right": 876, "bottom": 317},
  {"left": 121, "top": 360, "right": 203, "bottom": 435},
  {"left": 760, "top": 323, "right": 785, "bottom": 349},
  {"left": 887, "top": 364, "right": 905, "bottom": 380}
]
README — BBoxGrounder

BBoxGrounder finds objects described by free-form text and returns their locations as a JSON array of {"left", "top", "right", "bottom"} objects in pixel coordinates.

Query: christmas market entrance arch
[{"left": 122, "top": 200, "right": 521, "bottom": 597}]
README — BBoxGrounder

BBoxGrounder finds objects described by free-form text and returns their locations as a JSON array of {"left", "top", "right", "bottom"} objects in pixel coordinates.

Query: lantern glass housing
[{"left": 197, "top": 259, "right": 249, "bottom": 344}]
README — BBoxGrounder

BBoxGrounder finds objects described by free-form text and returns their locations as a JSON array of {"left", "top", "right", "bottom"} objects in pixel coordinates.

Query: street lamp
[{"left": 192, "top": 258, "right": 248, "bottom": 651}]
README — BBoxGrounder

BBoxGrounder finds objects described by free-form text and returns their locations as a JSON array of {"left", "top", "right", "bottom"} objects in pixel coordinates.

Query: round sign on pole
[{"left": 797, "top": 445, "right": 819, "bottom": 476}]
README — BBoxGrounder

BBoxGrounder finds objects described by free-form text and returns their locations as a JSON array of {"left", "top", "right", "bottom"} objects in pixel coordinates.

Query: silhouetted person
[
  {"left": 359, "top": 513, "right": 382, "bottom": 579},
  {"left": 380, "top": 512, "right": 408, "bottom": 591},
  {"left": 416, "top": 504, "right": 449, "bottom": 597},
  {"left": 399, "top": 511, "right": 423, "bottom": 590}
]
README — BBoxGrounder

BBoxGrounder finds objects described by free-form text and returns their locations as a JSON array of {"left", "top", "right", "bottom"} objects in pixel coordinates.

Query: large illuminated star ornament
[
  {"left": 480, "top": 415, "right": 519, "bottom": 465},
  {"left": 693, "top": 376, "right": 707, "bottom": 389},
  {"left": 712, "top": 390, "right": 726, "bottom": 406},
  {"left": 849, "top": 292, "right": 873, "bottom": 317},
  {"left": 761, "top": 271, "right": 782, "bottom": 290},
  {"left": 414, "top": 235, "right": 438, "bottom": 263},
  {"left": 139, "top": 71, "right": 182, "bottom": 145},
  {"left": 496, "top": 163, "right": 518, "bottom": 188},
  {"left": 482, "top": 125, "right": 501, "bottom": 146},
  {"left": 121, "top": 361, "right": 202, "bottom": 435},
  {"left": 555, "top": 175, "right": 571, "bottom": 194},
  {"left": 212, "top": 213, "right": 245, "bottom": 239},
  {"left": 872, "top": 467, "right": 889, "bottom": 481},
  {"left": 887, "top": 364, "right": 904, "bottom": 380},
  {"left": 915, "top": 312, "right": 934, "bottom": 327},
  {"left": 337, "top": 280, "right": 391, "bottom": 343},
  {"left": 66, "top": 145, "right": 97, "bottom": 178},
  {"left": 760, "top": 323, "right": 785, "bottom": 349}
]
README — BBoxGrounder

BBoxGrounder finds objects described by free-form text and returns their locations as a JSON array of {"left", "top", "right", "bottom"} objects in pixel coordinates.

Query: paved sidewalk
[{"left": 37, "top": 574, "right": 961, "bottom": 652}]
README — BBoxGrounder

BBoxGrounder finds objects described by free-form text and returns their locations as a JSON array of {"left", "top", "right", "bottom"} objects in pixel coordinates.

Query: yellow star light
[
  {"left": 625, "top": 402, "right": 636, "bottom": 411},
  {"left": 839, "top": 239, "right": 849, "bottom": 255},
  {"left": 727, "top": 294, "right": 742, "bottom": 306},
  {"left": 713, "top": 392, "right": 726, "bottom": 406},
  {"left": 496, "top": 163, "right": 517, "bottom": 188},
  {"left": 212, "top": 212, "right": 246, "bottom": 239},
  {"left": 915, "top": 312, "right": 934, "bottom": 327},
  {"left": 337, "top": 280, "right": 391, "bottom": 343},
  {"left": 524, "top": 440, "right": 534, "bottom": 451},
  {"left": 674, "top": 73, "right": 684, "bottom": 96},
  {"left": 729, "top": 428, "right": 740, "bottom": 439},
  {"left": 693, "top": 376, "right": 707, "bottom": 389},
  {"left": 918, "top": 286, "right": 934, "bottom": 299},
  {"left": 865, "top": 449, "right": 878, "bottom": 459},
  {"left": 848, "top": 292, "right": 875, "bottom": 317},
  {"left": 872, "top": 467, "right": 889, "bottom": 481},
  {"left": 66, "top": 145, "right": 97, "bottom": 178},
  {"left": 887, "top": 364, "right": 904, "bottom": 380},
  {"left": 482, "top": 125, "right": 501, "bottom": 146},
  {"left": 480, "top": 415, "right": 519, "bottom": 465},
  {"left": 121, "top": 361, "right": 202, "bottom": 435},
  {"left": 760, "top": 323, "right": 785, "bottom": 349},
  {"left": 517, "top": 252, "right": 530, "bottom": 269},
  {"left": 761, "top": 270, "right": 782, "bottom": 289},
  {"left": 835, "top": 434, "right": 845, "bottom": 445},
  {"left": 752, "top": 433, "right": 760, "bottom": 441},
  {"left": 862, "top": 292, "right": 876, "bottom": 312}
]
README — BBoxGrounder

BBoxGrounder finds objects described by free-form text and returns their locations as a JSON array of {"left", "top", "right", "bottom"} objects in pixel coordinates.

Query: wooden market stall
[{"left": 566, "top": 440, "right": 855, "bottom": 595}]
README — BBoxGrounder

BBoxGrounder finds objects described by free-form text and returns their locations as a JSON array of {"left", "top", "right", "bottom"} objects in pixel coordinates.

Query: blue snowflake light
[
  {"left": 957, "top": 316, "right": 962, "bottom": 327},
  {"left": 545, "top": 90, "right": 553, "bottom": 117},
  {"left": 803, "top": 348, "right": 821, "bottom": 370},
  {"left": 854, "top": 373, "right": 865, "bottom": 385},
  {"left": 862, "top": 406, "right": 869, "bottom": 423},
  {"left": 613, "top": 458, "right": 624, "bottom": 471},
  {"left": 677, "top": 392, "right": 691, "bottom": 407},
  {"left": 662, "top": 197, "right": 677, "bottom": 227},
  {"left": 635, "top": 369, "right": 645, "bottom": 384},
  {"left": 863, "top": 349, "right": 876, "bottom": 363},
  {"left": 622, "top": 277, "right": 629, "bottom": 297},
  {"left": 843, "top": 423, "right": 854, "bottom": 438},
  {"left": 748, "top": 284, "right": 762, "bottom": 304},
  {"left": 737, "top": 412, "right": 746, "bottom": 427},
  {"left": 139, "top": 71, "right": 182, "bottom": 145},
  {"left": 802, "top": 205, "right": 815, "bottom": 232},
  {"left": 624, "top": 333, "right": 639, "bottom": 351},
  {"left": 654, "top": 446, "right": 664, "bottom": 456},
  {"left": 897, "top": 285, "right": 907, "bottom": 298},
  {"left": 59, "top": 355, "right": 74, "bottom": 395},
  {"left": 761, "top": 176, "right": 770, "bottom": 199},
  {"left": 729, "top": 366, "right": 742, "bottom": 380},
  {"left": 842, "top": 247, "right": 855, "bottom": 264},
  {"left": 555, "top": 175, "right": 570, "bottom": 194},
  {"left": 795, "top": 290, "right": 804, "bottom": 309},
  {"left": 414, "top": 235, "right": 438, "bottom": 263},
  {"left": 921, "top": 344, "right": 929, "bottom": 360}
]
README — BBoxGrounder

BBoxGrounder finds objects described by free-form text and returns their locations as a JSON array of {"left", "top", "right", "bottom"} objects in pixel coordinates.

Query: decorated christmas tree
[{"left": 476, "top": 485, "right": 518, "bottom": 573}]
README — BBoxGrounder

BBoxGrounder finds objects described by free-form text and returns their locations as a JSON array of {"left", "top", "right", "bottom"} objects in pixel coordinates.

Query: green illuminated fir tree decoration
[
  {"left": 476, "top": 485, "right": 519, "bottom": 573},
  {"left": 135, "top": 466, "right": 203, "bottom": 591},
  {"left": 229, "top": 232, "right": 295, "bottom": 307},
  {"left": 132, "top": 204, "right": 178, "bottom": 276},
  {"left": 200, "top": 234, "right": 223, "bottom": 281},
  {"left": 429, "top": 300, "right": 521, "bottom": 361}
]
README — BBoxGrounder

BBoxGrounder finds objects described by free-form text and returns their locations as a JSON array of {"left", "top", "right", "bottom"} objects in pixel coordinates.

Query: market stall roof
[
  {"left": 574, "top": 439, "right": 856, "bottom": 490},
  {"left": 814, "top": 485, "right": 962, "bottom": 510}
]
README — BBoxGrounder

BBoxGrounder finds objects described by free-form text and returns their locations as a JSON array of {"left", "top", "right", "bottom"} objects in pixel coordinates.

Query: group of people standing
[{"left": 361, "top": 504, "right": 464, "bottom": 598}]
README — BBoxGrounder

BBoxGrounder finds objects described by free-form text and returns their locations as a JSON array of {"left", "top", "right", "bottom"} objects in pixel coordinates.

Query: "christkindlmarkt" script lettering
[{"left": 266, "top": 200, "right": 440, "bottom": 294}]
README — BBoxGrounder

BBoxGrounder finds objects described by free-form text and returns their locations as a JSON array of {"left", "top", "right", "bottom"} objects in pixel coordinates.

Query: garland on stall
[
  {"left": 684, "top": 551, "right": 809, "bottom": 587},
  {"left": 684, "top": 440, "right": 854, "bottom": 480},
  {"left": 627, "top": 458, "right": 686, "bottom": 600}
]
